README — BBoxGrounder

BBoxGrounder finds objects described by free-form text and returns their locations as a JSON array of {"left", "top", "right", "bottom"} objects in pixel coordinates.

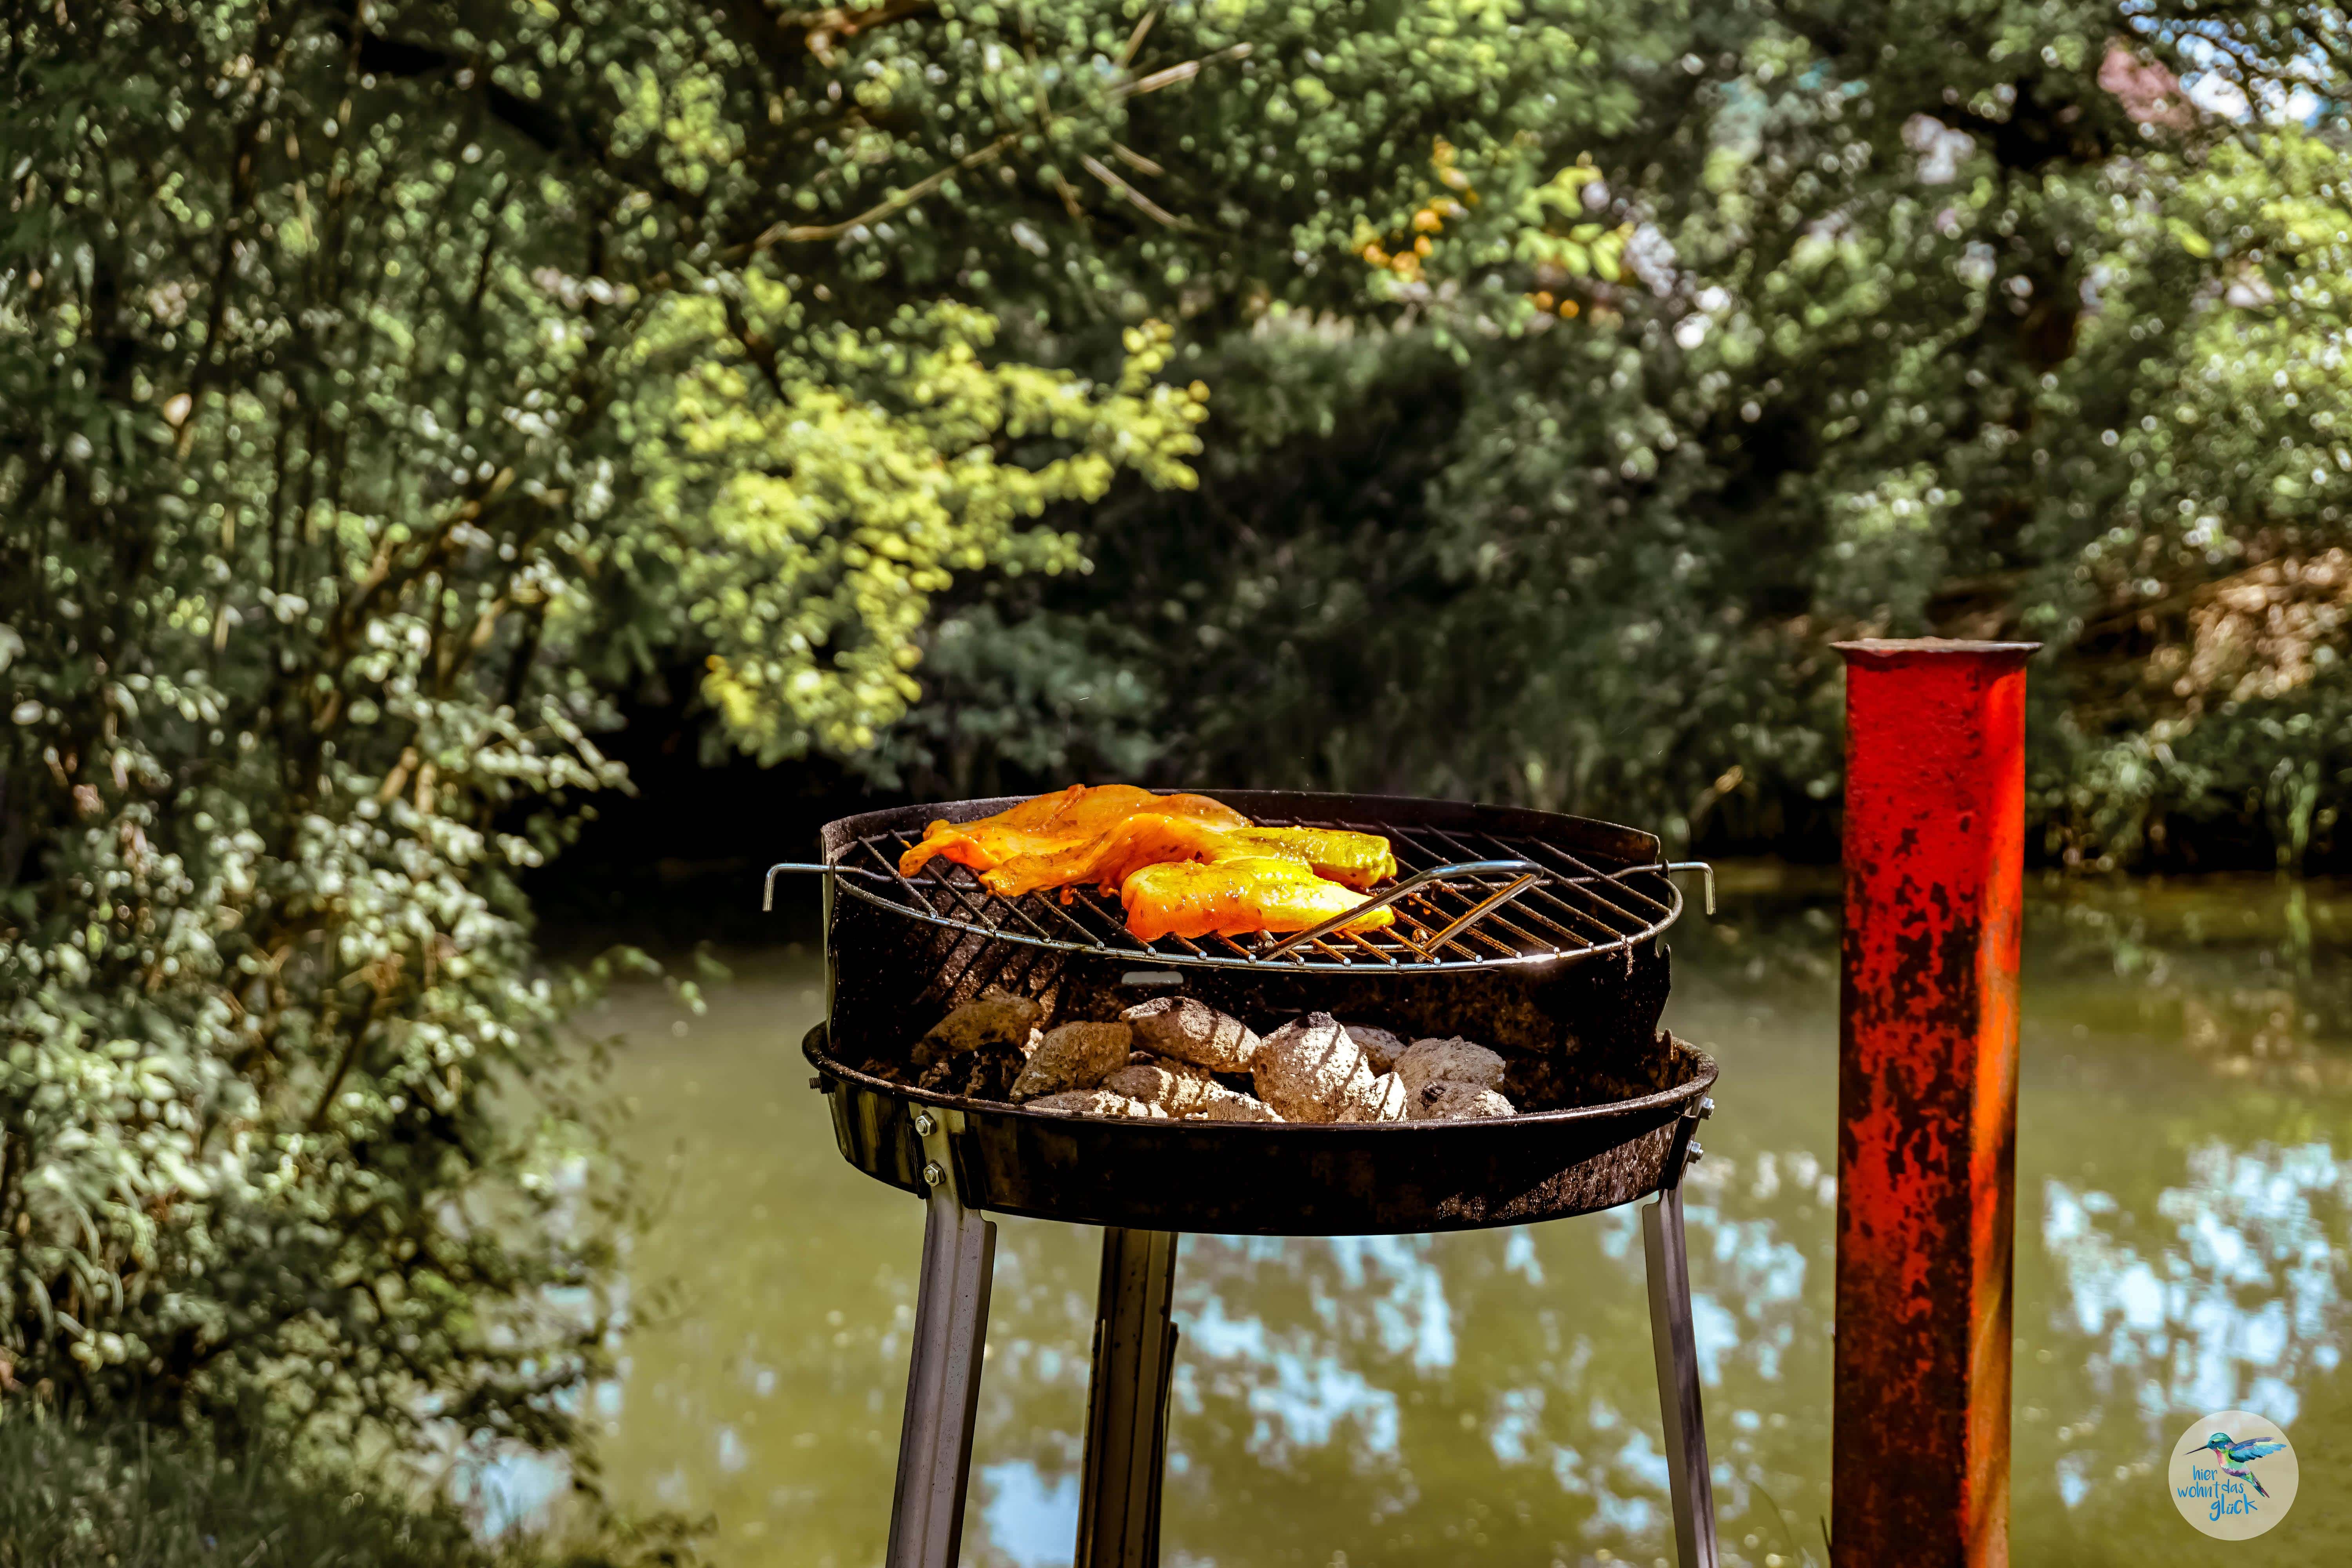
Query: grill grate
[{"left": 778, "top": 806, "right": 1701, "bottom": 973}]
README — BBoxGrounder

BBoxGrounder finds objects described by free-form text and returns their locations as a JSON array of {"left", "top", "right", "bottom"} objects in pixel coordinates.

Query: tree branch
[
  {"left": 1114, "top": 42, "right": 1252, "bottom": 99},
  {"left": 1080, "top": 152, "right": 1191, "bottom": 228},
  {"left": 781, "top": 1, "right": 936, "bottom": 69},
  {"left": 728, "top": 40, "right": 1251, "bottom": 255},
  {"left": 737, "top": 131, "right": 1021, "bottom": 252}
]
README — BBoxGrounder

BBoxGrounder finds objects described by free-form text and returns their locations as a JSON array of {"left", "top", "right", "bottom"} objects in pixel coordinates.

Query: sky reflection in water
[{"left": 584, "top": 875, "right": 2352, "bottom": 1567}]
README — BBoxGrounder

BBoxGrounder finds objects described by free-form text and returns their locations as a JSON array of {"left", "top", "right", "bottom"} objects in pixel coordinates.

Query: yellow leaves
[
  {"left": 636, "top": 299, "right": 1208, "bottom": 760},
  {"left": 1432, "top": 136, "right": 1472, "bottom": 192},
  {"left": 1523, "top": 158, "right": 1603, "bottom": 220},
  {"left": 1515, "top": 221, "right": 1628, "bottom": 282},
  {"left": 608, "top": 63, "right": 742, "bottom": 196}
]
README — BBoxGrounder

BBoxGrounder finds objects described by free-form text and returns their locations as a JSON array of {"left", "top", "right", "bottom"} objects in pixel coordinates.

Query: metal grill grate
[{"left": 772, "top": 805, "right": 1706, "bottom": 973}]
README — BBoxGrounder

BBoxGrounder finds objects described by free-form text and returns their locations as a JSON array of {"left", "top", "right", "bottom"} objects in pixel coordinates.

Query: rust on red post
[{"left": 1831, "top": 638, "right": 2035, "bottom": 1568}]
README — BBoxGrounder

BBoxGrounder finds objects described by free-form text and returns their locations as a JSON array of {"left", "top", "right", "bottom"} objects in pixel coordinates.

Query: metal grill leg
[
  {"left": 1074, "top": 1228, "right": 1181, "bottom": 1568},
  {"left": 886, "top": 1187, "right": 997, "bottom": 1568},
  {"left": 1646, "top": 1183, "right": 1720, "bottom": 1568}
]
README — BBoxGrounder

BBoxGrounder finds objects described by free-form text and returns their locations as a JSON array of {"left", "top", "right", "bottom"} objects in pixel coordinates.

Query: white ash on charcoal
[
  {"left": 1251, "top": 1012, "right": 1364, "bottom": 1120},
  {"left": 1395, "top": 1036, "right": 1506, "bottom": 1097},
  {"left": 1198, "top": 1092, "right": 1283, "bottom": 1123},
  {"left": 1104, "top": 1057, "right": 1281, "bottom": 1122},
  {"left": 1407, "top": 1080, "right": 1515, "bottom": 1121},
  {"left": 894, "top": 993, "right": 1506, "bottom": 1121},
  {"left": 1198, "top": 1082, "right": 1282, "bottom": 1121},
  {"left": 1343, "top": 1024, "right": 1411, "bottom": 1075},
  {"left": 1121, "top": 996, "right": 1260, "bottom": 1073},
  {"left": 1024, "top": 1088, "right": 1168, "bottom": 1119},
  {"left": 1102, "top": 1057, "right": 1216, "bottom": 1115},
  {"left": 1252, "top": 1013, "right": 1408, "bottom": 1123},
  {"left": 1008, "top": 1021, "right": 1134, "bottom": 1102},
  {"left": 1337, "top": 1070, "right": 1409, "bottom": 1123}
]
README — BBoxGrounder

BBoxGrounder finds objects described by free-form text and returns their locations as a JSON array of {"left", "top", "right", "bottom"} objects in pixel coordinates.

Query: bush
[
  {"left": 879, "top": 11, "right": 2352, "bottom": 871},
  {"left": 0, "top": 0, "right": 1590, "bottom": 1466},
  {"left": 0, "top": 1413, "right": 692, "bottom": 1568}
]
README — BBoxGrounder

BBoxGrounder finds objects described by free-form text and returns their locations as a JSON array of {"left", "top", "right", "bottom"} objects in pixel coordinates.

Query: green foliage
[
  {"left": 632, "top": 299, "right": 1204, "bottom": 759},
  {"left": 0, "top": 1413, "right": 693, "bottom": 1567},
  {"left": 7, "top": 0, "right": 2352, "bottom": 1514},
  {"left": 0, "top": 0, "right": 1635, "bottom": 1474},
  {"left": 896, "top": 3, "right": 2352, "bottom": 870}
]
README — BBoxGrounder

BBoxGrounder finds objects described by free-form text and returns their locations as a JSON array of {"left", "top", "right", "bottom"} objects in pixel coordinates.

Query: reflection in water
[
  {"left": 979, "top": 1461, "right": 1080, "bottom": 1568},
  {"left": 572, "top": 877, "right": 2349, "bottom": 1567},
  {"left": 2043, "top": 1142, "right": 2348, "bottom": 1481}
]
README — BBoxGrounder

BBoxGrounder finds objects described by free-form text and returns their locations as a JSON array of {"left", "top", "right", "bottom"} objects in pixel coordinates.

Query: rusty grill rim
[
  {"left": 783, "top": 789, "right": 1694, "bottom": 974},
  {"left": 805, "top": 1022, "right": 1720, "bottom": 1131}
]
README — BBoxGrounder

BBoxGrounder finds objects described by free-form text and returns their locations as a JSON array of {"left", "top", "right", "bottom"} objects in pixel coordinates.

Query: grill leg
[
  {"left": 886, "top": 1187, "right": 997, "bottom": 1568},
  {"left": 1074, "top": 1227, "right": 1181, "bottom": 1568},
  {"left": 1646, "top": 1183, "right": 1721, "bottom": 1568}
]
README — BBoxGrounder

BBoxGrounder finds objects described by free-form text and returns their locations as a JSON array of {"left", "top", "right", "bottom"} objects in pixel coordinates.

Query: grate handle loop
[
  {"left": 764, "top": 860, "right": 898, "bottom": 912},
  {"left": 1663, "top": 861, "right": 1715, "bottom": 917}
]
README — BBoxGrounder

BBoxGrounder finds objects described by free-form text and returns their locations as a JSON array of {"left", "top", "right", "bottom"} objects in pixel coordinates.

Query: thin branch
[
  {"left": 1114, "top": 42, "right": 1252, "bottom": 99},
  {"left": 1115, "top": 7, "right": 1158, "bottom": 69},
  {"left": 726, "top": 40, "right": 1248, "bottom": 257},
  {"left": 741, "top": 131, "right": 1020, "bottom": 250},
  {"left": 1110, "top": 140, "right": 1165, "bottom": 178},
  {"left": 1080, "top": 152, "right": 1189, "bottom": 227}
]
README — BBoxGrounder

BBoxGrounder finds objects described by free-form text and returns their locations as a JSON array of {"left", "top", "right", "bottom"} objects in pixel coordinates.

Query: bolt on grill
[{"left": 768, "top": 808, "right": 1711, "bottom": 971}]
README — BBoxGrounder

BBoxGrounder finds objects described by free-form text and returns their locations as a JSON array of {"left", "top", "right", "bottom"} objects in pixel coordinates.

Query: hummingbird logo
[
  {"left": 2170, "top": 1412, "right": 2297, "bottom": 1538},
  {"left": 2190, "top": 1431, "right": 2290, "bottom": 1501}
]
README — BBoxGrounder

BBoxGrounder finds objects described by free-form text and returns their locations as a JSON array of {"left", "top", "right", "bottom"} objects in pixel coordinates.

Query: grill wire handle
[
  {"left": 1665, "top": 860, "right": 1715, "bottom": 917},
  {"left": 764, "top": 860, "right": 897, "bottom": 911}
]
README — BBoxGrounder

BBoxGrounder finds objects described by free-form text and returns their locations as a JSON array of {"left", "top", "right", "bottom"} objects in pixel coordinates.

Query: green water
[{"left": 572, "top": 874, "right": 2352, "bottom": 1566}]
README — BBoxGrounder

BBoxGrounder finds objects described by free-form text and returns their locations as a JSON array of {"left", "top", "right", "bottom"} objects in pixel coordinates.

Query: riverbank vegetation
[
  {"left": 0, "top": 1414, "right": 696, "bottom": 1567},
  {"left": 2, "top": 0, "right": 2347, "bottom": 1557}
]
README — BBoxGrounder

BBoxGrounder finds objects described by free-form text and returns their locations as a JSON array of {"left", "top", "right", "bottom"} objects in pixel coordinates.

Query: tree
[
  {"left": 0, "top": 0, "right": 1650, "bottom": 1454},
  {"left": 886, "top": 3, "right": 2352, "bottom": 872}
]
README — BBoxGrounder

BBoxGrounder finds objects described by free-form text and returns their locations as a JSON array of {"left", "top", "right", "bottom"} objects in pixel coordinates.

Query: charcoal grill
[{"left": 770, "top": 791, "right": 1724, "bottom": 1568}]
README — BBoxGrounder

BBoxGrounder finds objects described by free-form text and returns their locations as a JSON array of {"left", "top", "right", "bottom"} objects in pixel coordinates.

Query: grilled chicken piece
[
  {"left": 980, "top": 814, "right": 1396, "bottom": 898},
  {"left": 1120, "top": 857, "right": 1395, "bottom": 943},
  {"left": 897, "top": 784, "right": 1246, "bottom": 879},
  {"left": 1224, "top": 825, "right": 1397, "bottom": 890}
]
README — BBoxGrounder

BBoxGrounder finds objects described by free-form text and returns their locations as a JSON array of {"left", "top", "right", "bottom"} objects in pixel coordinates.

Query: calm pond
[{"left": 573, "top": 872, "right": 2352, "bottom": 1567}]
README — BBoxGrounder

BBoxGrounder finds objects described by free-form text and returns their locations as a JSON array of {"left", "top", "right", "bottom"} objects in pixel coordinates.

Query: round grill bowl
[{"left": 806, "top": 1023, "right": 1717, "bottom": 1235}]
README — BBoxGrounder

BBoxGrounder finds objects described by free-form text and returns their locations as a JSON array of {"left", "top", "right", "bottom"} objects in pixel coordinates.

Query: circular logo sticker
[{"left": 2169, "top": 1410, "right": 2298, "bottom": 1539}]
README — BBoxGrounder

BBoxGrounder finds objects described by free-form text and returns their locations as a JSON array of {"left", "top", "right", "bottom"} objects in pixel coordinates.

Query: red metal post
[{"left": 1831, "top": 639, "right": 2035, "bottom": 1568}]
